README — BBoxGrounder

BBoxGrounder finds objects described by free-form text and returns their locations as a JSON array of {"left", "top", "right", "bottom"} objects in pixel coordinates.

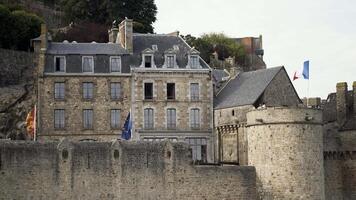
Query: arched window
[
  {"left": 167, "top": 108, "right": 176, "bottom": 129},
  {"left": 190, "top": 108, "right": 200, "bottom": 129}
]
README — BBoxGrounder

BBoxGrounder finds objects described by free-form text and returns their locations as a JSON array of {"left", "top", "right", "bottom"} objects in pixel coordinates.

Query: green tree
[
  {"left": 183, "top": 33, "right": 245, "bottom": 65},
  {"left": 60, "top": 0, "right": 157, "bottom": 33}
]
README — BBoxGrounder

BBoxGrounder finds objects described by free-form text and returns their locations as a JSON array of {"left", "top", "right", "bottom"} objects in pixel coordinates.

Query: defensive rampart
[{"left": 0, "top": 140, "right": 256, "bottom": 200}]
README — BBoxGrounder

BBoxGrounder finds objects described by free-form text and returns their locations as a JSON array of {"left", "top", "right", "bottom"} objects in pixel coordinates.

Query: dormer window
[
  {"left": 145, "top": 55, "right": 152, "bottom": 68},
  {"left": 164, "top": 48, "right": 177, "bottom": 68},
  {"left": 190, "top": 55, "right": 199, "bottom": 69},
  {"left": 54, "top": 56, "right": 65, "bottom": 72},
  {"left": 141, "top": 48, "right": 155, "bottom": 68},
  {"left": 166, "top": 56, "right": 175, "bottom": 68},
  {"left": 110, "top": 56, "right": 121, "bottom": 72},
  {"left": 82, "top": 56, "right": 94, "bottom": 72}
]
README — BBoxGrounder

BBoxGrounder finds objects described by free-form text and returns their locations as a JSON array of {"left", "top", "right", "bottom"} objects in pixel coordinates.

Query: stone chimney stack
[
  {"left": 353, "top": 81, "right": 356, "bottom": 115},
  {"left": 108, "top": 23, "right": 119, "bottom": 43},
  {"left": 40, "top": 24, "right": 48, "bottom": 52},
  {"left": 336, "top": 82, "right": 348, "bottom": 126},
  {"left": 118, "top": 18, "right": 133, "bottom": 53}
]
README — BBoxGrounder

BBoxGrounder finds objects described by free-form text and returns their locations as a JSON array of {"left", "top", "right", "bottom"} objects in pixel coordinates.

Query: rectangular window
[
  {"left": 82, "top": 56, "right": 94, "bottom": 72},
  {"left": 190, "top": 83, "right": 199, "bottom": 101},
  {"left": 144, "top": 108, "right": 154, "bottom": 129},
  {"left": 190, "top": 55, "right": 199, "bottom": 68},
  {"left": 110, "top": 82, "right": 121, "bottom": 100},
  {"left": 110, "top": 57, "right": 121, "bottom": 72},
  {"left": 184, "top": 138, "right": 207, "bottom": 162},
  {"left": 145, "top": 55, "right": 152, "bottom": 68},
  {"left": 167, "top": 108, "right": 176, "bottom": 129},
  {"left": 54, "top": 109, "right": 65, "bottom": 129},
  {"left": 167, "top": 83, "right": 175, "bottom": 100},
  {"left": 83, "top": 109, "right": 93, "bottom": 129},
  {"left": 83, "top": 82, "right": 94, "bottom": 99},
  {"left": 144, "top": 82, "right": 153, "bottom": 100},
  {"left": 190, "top": 108, "right": 200, "bottom": 129},
  {"left": 54, "top": 82, "right": 65, "bottom": 99},
  {"left": 111, "top": 109, "right": 121, "bottom": 129},
  {"left": 54, "top": 56, "right": 65, "bottom": 72},
  {"left": 166, "top": 55, "right": 175, "bottom": 68}
]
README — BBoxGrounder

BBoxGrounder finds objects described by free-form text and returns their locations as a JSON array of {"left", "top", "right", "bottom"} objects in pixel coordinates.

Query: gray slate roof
[
  {"left": 47, "top": 42, "right": 128, "bottom": 55},
  {"left": 123, "top": 34, "right": 209, "bottom": 68},
  {"left": 214, "top": 66, "right": 283, "bottom": 109},
  {"left": 212, "top": 69, "right": 229, "bottom": 83}
]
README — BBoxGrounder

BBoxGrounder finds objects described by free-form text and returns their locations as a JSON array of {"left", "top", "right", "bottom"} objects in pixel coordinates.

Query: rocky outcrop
[{"left": 0, "top": 48, "right": 35, "bottom": 139}]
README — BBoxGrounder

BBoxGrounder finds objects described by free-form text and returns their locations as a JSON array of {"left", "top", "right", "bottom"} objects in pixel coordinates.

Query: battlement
[{"left": 0, "top": 140, "right": 256, "bottom": 200}]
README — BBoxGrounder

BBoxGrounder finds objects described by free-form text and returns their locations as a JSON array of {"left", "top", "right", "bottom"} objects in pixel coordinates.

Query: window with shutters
[
  {"left": 190, "top": 83, "right": 199, "bottom": 101},
  {"left": 82, "top": 56, "right": 94, "bottom": 72},
  {"left": 111, "top": 109, "right": 120, "bottom": 129},
  {"left": 54, "top": 56, "right": 65, "bottom": 72},
  {"left": 144, "top": 108, "right": 154, "bottom": 129},
  {"left": 166, "top": 108, "right": 176, "bottom": 129},
  {"left": 184, "top": 138, "right": 207, "bottom": 163},
  {"left": 54, "top": 82, "right": 65, "bottom": 100},
  {"left": 83, "top": 109, "right": 93, "bottom": 129},
  {"left": 54, "top": 109, "right": 65, "bottom": 129},
  {"left": 83, "top": 82, "right": 94, "bottom": 100},
  {"left": 110, "top": 56, "right": 121, "bottom": 72},
  {"left": 190, "top": 108, "right": 200, "bottom": 129},
  {"left": 110, "top": 82, "right": 121, "bottom": 100}
]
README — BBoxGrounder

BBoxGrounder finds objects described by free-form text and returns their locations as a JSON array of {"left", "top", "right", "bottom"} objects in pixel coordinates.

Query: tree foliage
[
  {"left": 182, "top": 33, "right": 245, "bottom": 66},
  {"left": 0, "top": 4, "right": 43, "bottom": 51},
  {"left": 60, "top": 0, "right": 157, "bottom": 33},
  {"left": 54, "top": 22, "right": 108, "bottom": 43}
]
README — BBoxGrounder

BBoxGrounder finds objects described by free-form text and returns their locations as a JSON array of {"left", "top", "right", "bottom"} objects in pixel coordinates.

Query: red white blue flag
[{"left": 293, "top": 61, "right": 309, "bottom": 81}]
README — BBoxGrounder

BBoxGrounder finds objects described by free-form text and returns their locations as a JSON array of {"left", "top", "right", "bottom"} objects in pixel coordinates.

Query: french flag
[{"left": 293, "top": 61, "right": 309, "bottom": 81}]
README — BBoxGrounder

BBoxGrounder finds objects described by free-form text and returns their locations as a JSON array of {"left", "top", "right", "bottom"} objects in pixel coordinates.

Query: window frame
[
  {"left": 54, "top": 109, "right": 65, "bottom": 129},
  {"left": 110, "top": 56, "right": 122, "bottom": 73},
  {"left": 190, "top": 83, "right": 200, "bottom": 101},
  {"left": 166, "top": 83, "right": 175, "bottom": 100},
  {"left": 83, "top": 109, "right": 94, "bottom": 129},
  {"left": 164, "top": 54, "right": 176, "bottom": 68},
  {"left": 143, "top": 108, "right": 154, "bottom": 129},
  {"left": 82, "top": 82, "right": 94, "bottom": 100},
  {"left": 82, "top": 56, "right": 94, "bottom": 73},
  {"left": 54, "top": 82, "right": 65, "bottom": 100},
  {"left": 184, "top": 138, "right": 207, "bottom": 162},
  {"left": 110, "top": 82, "right": 122, "bottom": 100},
  {"left": 189, "top": 55, "right": 200, "bottom": 69},
  {"left": 144, "top": 82, "right": 154, "bottom": 100},
  {"left": 110, "top": 109, "right": 121, "bottom": 129},
  {"left": 54, "top": 56, "right": 66, "bottom": 72},
  {"left": 190, "top": 108, "right": 201, "bottom": 129},
  {"left": 166, "top": 108, "right": 177, "bottom": 129}
]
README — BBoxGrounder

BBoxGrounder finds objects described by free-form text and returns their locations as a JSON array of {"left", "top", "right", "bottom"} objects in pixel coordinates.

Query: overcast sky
[{"left": 153, "top": 0, "right": 356, "bottom": 99}]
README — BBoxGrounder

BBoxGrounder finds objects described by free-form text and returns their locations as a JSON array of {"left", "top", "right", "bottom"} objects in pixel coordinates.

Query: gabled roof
[
  {"left": 123, "top": 33, "right": 209, "bottom": 69},
  {"left": 212, "top": 69, "right": 229, "bottom": 83},
  {"left": 47, "top": 42, "right": 128, "bottom": 55},
  {"left": 214, "top": 66, "right": 284, "bottom": 109}
]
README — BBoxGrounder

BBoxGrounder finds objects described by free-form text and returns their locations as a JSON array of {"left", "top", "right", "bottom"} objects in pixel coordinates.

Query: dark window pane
[
  {"left": 167, "top": 83, "right": 175, "bottom": 100},
  {"left": 144, "top": 83, "right": 153, "bottom": 100},
  {"left": 145, "top": 56, "right": 152, "bottom": 68}
]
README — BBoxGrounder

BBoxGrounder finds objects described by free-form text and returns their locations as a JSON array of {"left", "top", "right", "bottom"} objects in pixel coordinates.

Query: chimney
[
  {"left": 40, "top": 24, "right": 48, "bottom": 52},
  {"left": 108, "top": 26, "right": 119, "bottom": 43},
  {"left": 118, "top": 18, "right": 133, "bottom": 53},
  {"left": 353, "top": 81, "right": 356, "bottom": 115},
  {"left": 228, "top": 67, "right": 242, "bottom": 79},
  {"left": 336, "top": 82, "right": 348, "bottom": 126}
]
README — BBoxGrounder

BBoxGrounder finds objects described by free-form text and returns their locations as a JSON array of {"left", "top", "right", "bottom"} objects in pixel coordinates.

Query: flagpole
[{"left": 307, "top": 79, "right": 310, "bottom": 107}]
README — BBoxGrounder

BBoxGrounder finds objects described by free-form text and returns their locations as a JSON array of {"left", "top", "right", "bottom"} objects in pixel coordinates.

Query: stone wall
[
  {"left": 246, "top": 107, "right": 325, "bottom": 200},
  {"left": 37, "top": 75, "right": 132, "bottom": 141},
  {"left": 0, "top": 140, "right": 257, "bottom": 200}
]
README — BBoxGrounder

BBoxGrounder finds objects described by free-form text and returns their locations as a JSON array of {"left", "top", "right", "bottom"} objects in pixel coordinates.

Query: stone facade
[
  {"left": 0, "top": 140, "right": 257, "bottom": 200},
  {"left": 132, "top": 69, "right": 214, "bottom": 162},
  {"left": 38, "top": 75, "right": 131, "bottom": 141}
]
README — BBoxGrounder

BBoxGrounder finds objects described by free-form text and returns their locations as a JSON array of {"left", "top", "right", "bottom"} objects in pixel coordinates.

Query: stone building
[
  {"left": 213, "top": 66, "right": 301, "bottom": 164},
  {"left": 34, "top": 19, "right": 214, "bottom": 162}
]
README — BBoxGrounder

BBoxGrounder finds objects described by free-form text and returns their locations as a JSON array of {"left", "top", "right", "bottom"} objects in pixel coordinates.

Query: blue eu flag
[{"left": 121, "top": 112, "right": 132, "bottom": 140}]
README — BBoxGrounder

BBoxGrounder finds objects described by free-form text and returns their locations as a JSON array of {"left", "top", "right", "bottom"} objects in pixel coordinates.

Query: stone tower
[{"left": 246, "top": 107, "right": 325, "bottom": 200}]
